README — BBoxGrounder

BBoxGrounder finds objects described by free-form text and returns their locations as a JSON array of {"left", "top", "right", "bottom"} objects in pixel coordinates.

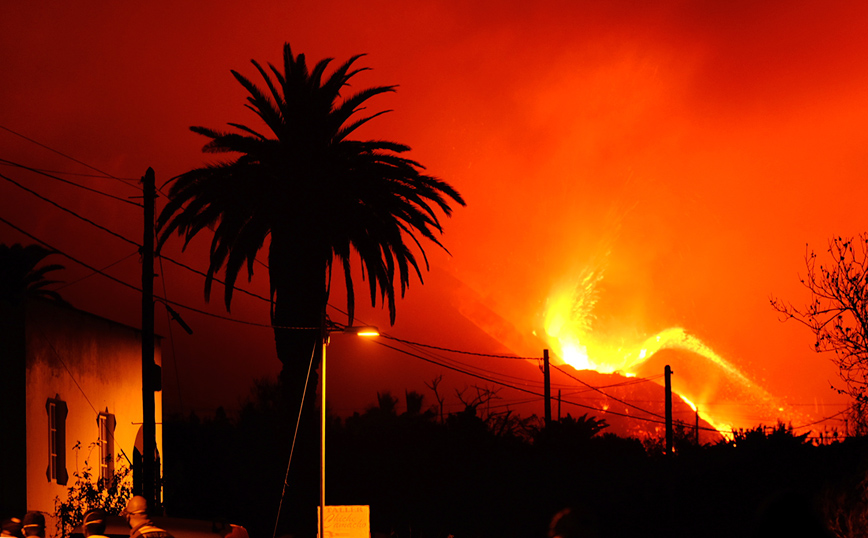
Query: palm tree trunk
[{"left": 269, "top": 237, "right": 329, "bottom": 536}]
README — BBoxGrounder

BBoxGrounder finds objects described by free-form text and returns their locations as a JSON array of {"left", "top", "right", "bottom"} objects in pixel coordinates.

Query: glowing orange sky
[{"left": 2, "top": 2, "right": 867, "bottom": 431}]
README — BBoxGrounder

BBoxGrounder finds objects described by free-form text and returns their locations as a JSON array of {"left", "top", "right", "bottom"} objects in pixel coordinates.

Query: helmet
[
  {"left": 21, "top": 513, "right": 44, "bottom": 538},
  {"left": 83, "top": 509, "right": 106, "bottom": 528},
  {"left": 83, "top": 509, "right": 107, "bottom": 536},
  {"left": 123, "top": 496, "right": 149, "bottom": 517}
]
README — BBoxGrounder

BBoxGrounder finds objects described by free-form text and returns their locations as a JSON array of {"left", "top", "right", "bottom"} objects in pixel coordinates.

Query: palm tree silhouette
[
  {"left": 157, "top": 43, "right": 464, "bottom": 528},
  {"left": 0, "top": 243, "right": 66, "bottom": 305}
]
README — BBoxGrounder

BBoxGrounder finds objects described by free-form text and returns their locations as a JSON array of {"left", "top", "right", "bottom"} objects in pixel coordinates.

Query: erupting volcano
[
  {"left": 453, "top": 253, "right": 801, "bottom": 440},
  {"left": 546, "top": 260, "right": 801, "bottom": 435}
]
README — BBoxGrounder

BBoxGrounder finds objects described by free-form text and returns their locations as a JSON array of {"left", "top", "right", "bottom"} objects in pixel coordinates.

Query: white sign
[{"left": 317, "top": 505, "right": 370, "bottom": 538}]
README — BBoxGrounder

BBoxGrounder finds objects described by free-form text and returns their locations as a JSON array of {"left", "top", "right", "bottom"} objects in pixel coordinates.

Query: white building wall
[{"left": 23, "top": 299, "right": 162, "bottom": 537}]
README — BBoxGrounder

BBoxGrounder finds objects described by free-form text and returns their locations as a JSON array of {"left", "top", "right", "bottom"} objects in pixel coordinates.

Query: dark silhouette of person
[
  {"left": 750, "top": 489, "right": 833, "bottom": 538},
  {"left": 548, "top": 506, "right": 601, "bottom": 538},
  {"left": 83, "top": 509, "right": 110, "bottom": 538},
  {"left": 21, "top": 513, "right": 44, "bottom": 538},
  {"left": 123, "top": 496, "right": 174, "bottom": 538},
  {"left": 1, "top": 517, "right": 22, "bottom": 538}
]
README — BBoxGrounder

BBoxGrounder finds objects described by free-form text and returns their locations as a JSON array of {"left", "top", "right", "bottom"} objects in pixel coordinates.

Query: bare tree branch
[{"left": 771, "top": 235, "right": 868, "bottom": 434}]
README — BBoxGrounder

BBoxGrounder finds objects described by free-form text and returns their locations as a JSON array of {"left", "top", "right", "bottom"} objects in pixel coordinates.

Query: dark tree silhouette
[
  {"left": 533, "top": 413, "right": 609, "bottom": 455},
  {"left": 0, "top": 243, "right": 66, "bottom": 305},
  {"left": 771, "top": 235, "right": 868, "bottom": 433},
  {"left": 166, "top": 378, "right": 860, "bottom": 538},
  {"left": 156, "top": 43, "right": 464, "bottom": 533}
]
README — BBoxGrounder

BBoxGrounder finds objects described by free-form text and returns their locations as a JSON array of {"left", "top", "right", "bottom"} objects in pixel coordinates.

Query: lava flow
[{"left": 542, "top": 265, "right": 797, "bottom": 436}]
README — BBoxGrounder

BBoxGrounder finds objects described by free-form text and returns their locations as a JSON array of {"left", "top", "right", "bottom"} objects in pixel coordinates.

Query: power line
[
  {"left": 1, "top": 167, "right": 275, "bottom": 306},
  {"left": 326, "top": 306, "right": 672, "bottom": 404},
  {"left": 551, "top": 363, "right": 665, "bottom": 420},
  {"left": 0, "top": 157, "right": 142, "bottom": 206},
  {"left": 0, "top": 171, "right": 142, "bottom": 247},
  {"left": 379, "top": 333, "right": 537, "bottom": 360},
  {"left": 0, "top": 214, "right": 274, "bottom": 329},
  {"left": 0, "top": 159, "right": 139, "bottom": 180},
  {"left": 376, "top": 333, "right": 548, "bottom": 389},
  {"left": 158, "top": 253, "right": 274, "bottom": 305},
  {"left": 558, "top": 374, "right": 665, "bottom": 395},
  {"left": 0, "top": 123, "right": 139, "bottom": 191},
  {"left": 54, "top": 250, "right": 139, "bottom": 291},
  {"left": 789, "top": 405, "right": 852, "bottom": 431},
  {"left": 0, "top": 215, "right": 143, "bottom": 294},
  {"left": 374, "top": 339, "right": 672, "bottom": 427}
]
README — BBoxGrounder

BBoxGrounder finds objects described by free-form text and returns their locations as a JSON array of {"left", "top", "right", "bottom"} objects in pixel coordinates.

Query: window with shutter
[{"left": 46, "top": 396, "right": 68, "bottom": 485}]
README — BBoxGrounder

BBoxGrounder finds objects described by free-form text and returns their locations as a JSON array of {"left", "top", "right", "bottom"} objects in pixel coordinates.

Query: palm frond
[
  {"left": 320, "top": 54, "right": 367, "bottom": 99},
  {"left": 230, "top": 70, "right": 284, "bottom": 137},
  {"left": 227, "top": 123, "right": 268, "bottom": 141},
  {"left": 158, "top": 43, "right": 464, "bottom": 328},
  {"left": 330, "top": 86, "right": 396, "bottom": 132},
  {"left": 250, "top": 59, "right": 284, "bottom": 116},
  {"left": 0, "top": 243, "right": 67, "bottom": 304},
  {"left": 333, "top": 110, "right": 394, "bottom": 143}
]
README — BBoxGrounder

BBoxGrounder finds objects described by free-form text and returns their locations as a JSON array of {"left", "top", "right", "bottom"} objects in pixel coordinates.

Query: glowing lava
[{"left": 543, "top": 264, "right": 795, "bottom": 435}]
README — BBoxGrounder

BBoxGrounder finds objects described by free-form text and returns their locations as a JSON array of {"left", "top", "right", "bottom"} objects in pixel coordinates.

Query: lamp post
[{"left": 320, "top": 325, "right": 379, "bottom": 538}]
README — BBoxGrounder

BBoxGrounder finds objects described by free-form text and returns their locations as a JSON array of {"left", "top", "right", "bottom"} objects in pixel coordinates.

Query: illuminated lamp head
[{"left": 345, "top": 326, "right": 380, "bottom": 337}]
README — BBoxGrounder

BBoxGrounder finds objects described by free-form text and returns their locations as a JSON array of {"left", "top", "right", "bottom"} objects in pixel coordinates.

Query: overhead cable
[
  {"left": 0, "top": 123, "right": 139, "bottom": 191},
  {"left": 551, "top": 363, "right": 665, "bottom": 420},
  {"left": 374, "top": 339, "right": 671, "bottom": 427},
  {"left": 0, "top": 159, "right": 139, "bottom": 180},
  {"left": 1, "top": 170, "right": 274, "bottom": 305},
  {"left": 0, "top": 215, "right": 273, "bottom": 328},
  {"left": 0, "top": 157, "right": 142, "bottom": 206},
  {"left": 0, "top": 171, "right": 142, "bottom": 247},
  {"left": 380, "top": 333, "right": 537, "bottom": 360}
]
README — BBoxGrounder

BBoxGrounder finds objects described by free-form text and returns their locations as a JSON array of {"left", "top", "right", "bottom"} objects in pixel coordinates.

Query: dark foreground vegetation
[{"left": 164, "top": 380, "right": 868, "bottom": 538}]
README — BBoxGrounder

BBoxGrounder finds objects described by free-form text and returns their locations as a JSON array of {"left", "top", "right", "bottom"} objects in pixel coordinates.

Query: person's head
[
  {"left": 1, "top": 517, "right": 22, "bottom": 537},
  {"left": 21, "top": 513, "right": 44, "bottom": 538},
  {"left": 548, "top": 506, "right": 600, "bottom": 538},
  {"left": 83, "top": 509, "right": 107, "bottom": 537},
  {"left": 123, "top": 496, "right": 150, "bottom": 528}
]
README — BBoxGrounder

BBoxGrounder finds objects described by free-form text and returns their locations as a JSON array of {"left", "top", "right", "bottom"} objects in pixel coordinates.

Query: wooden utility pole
[
  {"left": 543, "top": 349, "right": 551, "bottom": 426},
  {"left": 557, "top": 389, "right": 562, "bottom": 421},
  {"left": 664, "top": 364, "right": 673, "bottom": 456},
  {"left": 695, "top": 407, "right": 700, "bottom": 446},
  {"left": 141, "top": 167, "right": 156, "bottom": 510}
]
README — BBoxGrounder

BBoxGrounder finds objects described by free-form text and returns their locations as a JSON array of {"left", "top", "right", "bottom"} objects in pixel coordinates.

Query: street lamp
[{"left": 320, "top": 324, "right": 379, "bottom": 538}]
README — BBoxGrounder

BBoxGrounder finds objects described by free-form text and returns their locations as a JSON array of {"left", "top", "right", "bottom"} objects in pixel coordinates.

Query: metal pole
[
  {"left": 543, "top": 349, "right": 551, "bottom": 427},
  {"left": 664, "top": 365, "right": 673, "bottom": 456},
  {"left": 141, "top": 167, "right": 156, "bottom": 509},
  {"left": 320, "top": 337, "right": 327, "bottom": 538}
]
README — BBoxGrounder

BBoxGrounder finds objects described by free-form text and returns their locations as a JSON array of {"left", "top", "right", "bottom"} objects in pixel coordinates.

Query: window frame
[
  {"left": 45, "top": 396, "right": 68, "bottom": 485},
  {"left": 48, "top": 401, "right": 57, "bottom": 480},
  {"left": 97, "top": 411, "right": 116, "bottom": 484}
]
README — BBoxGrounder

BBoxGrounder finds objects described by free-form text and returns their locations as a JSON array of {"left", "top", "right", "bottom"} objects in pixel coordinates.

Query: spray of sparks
[{"left": 542, "top": 260, "right": 790, "bottom": 435}]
